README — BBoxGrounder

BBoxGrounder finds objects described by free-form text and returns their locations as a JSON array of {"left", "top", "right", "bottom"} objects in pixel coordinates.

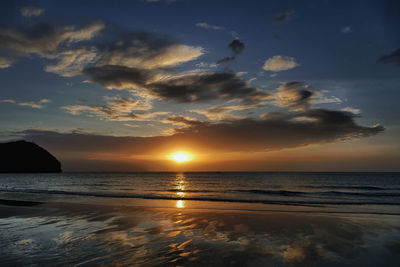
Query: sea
[
  {"left": 1, "top": 172, "right": 400, "bottom": 266},
  {"left": 1, "top": 172, "right": 399, "bottom": 214}
]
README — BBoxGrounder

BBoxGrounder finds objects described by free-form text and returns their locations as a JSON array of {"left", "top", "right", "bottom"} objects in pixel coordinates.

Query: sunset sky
[{"left": 0, "top": 0, "right": 399, "bottom": 171}]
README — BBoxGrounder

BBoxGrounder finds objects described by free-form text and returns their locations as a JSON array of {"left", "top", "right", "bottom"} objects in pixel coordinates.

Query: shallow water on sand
[{"left": 1, "top": 201, "right": 400, "bottom": 266}]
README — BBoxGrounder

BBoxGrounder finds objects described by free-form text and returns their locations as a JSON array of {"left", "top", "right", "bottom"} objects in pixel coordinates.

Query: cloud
[
  {"left": 378, "top": 48, "right": 400, "bottom": 65},
  {"left": 19, "top": 110, "right": 383, "bottom": 156},
  {"left": 217, "top": 39, "right": 245, "bottom": 64},
  {"left": 196, "top": 22, "right": 225, "bottom": 31},
  {"left": 275, "top": 82, "right": 313, "bottom": 111},
  {"left": 82, "top": 65, "right": 152, "bottom": 90},
  {"left": 61, "top": 96, "right": 159, "bottom": 121},
  {"left": 97, "top": 33, "right": 203, "bottom": 69},
  {"left": 145, "top": 72, "right": 270, "bottom": 104},
  {"left": 191, "top": 103, "right": 264, "bottom": 121},
  {"left": 1, "top": 98, "right": 51, "bottom": 109},
  {"left": 20, "top": 6, "right": 45, "bottom": 17},
  {"left": 341, "top": 26, "right": 352, "bottom": 33},
  {"left": 263, "top": 55, "right": 299, "bottom": 72},
  {"left": 0, "top": 57, "right": 15, "bottom": 68},
  {"left": 44, "top": 48, "right": 98, "bottom": 77},
  {"left": 83, "top": 67, "right": 270, "bottom": 104},
  {"left": 0, "top": 22, "right": 105, "bottom": 71},
  {"left": 272, "top": 10, "right": 295, "bottom": 24},
  {"left": 273, "top": 82, "right": 341, "bottom": 111},
  {"left": 0, "top": 99, "right": 16, "bottom": 104},
  {"left": 341, "top": 107, "right": 361, "bottom": 115},
  {"left": 39, "top": 99, "right": 52, "bottom": 103},
  {"left": 162, "top": 115, "right": 204, "bottom": 127},
  {"left": 0, "top": 21, "right": 202, "bottom": 76}
]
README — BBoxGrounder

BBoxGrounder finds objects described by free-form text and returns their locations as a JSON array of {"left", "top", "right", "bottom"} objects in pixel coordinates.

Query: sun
[{"left": 170, "top": 151, "right": 192, "bottom": 163}]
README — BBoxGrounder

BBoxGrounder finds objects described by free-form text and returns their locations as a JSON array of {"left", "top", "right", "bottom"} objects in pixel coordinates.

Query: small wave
[
  {"left": 319, "top": 191, "right": 400, "bottom": 197},
  {"left": 233, "top": 189, "right": 304, "bottom": 196},
  {"left": 300, "top": 185, "right": 399, "bottom": 191},
  {"left": 0, "top": 188, "right": 399, "bottom": 206}
]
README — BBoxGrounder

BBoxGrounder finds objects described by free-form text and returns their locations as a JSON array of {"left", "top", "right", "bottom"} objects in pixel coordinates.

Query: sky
[{"left": 0, "top": 0, "right": 399, "bottom": 171}]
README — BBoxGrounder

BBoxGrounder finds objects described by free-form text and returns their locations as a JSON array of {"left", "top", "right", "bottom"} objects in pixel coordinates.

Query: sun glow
[{"left": 170, "top": 151, "right": 192, "bottom": 163}]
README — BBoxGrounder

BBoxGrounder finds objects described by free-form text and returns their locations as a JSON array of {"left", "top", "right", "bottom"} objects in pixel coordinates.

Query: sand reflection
[
  {"left": 1, "top": 201, "right": 400, "bottom": 266},
  {"left": 176, "top": 200, "right": 185, "bottom": 208}
]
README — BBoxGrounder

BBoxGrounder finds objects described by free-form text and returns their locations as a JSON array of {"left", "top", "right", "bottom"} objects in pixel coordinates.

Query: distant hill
[{"left": 0, "top": 140, "right": 62, "bottom": 173}]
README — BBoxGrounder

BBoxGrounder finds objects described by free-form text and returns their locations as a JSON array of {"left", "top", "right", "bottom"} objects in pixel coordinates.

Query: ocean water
[
  {"left": 1, "top": 172, "right": 400, "bottom": 266},
  {"left": 1, "top": 172, "right": 399, "bottom": 214}
]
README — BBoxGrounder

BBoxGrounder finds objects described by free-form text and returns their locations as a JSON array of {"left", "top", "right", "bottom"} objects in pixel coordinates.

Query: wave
[
  {"left": 0, "top": 188, "right": 399, "bottom": 206},
  {"left": 299, "top": 185, "right": 400, "bottom": 191},
  {"left": 235, "top": 189, "right": 400, "bottom": 198},
  {"left": 234, "top": 189, "right": 304, "bottom": 196}
]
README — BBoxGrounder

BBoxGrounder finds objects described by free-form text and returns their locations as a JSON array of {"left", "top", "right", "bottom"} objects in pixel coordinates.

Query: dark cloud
[
  {"left": 162, "top": 115, "right": 205, "bottom": 127},
  {"left": 83, "top": 67, "right": 270, "bottom": 104},
  {"left": 217, "top": 39, "right": 245, "bottom": 64},
  {"left": 378, "top": 48, "right": 400, "bottom": 65},
  {"left": 82, "top": 65, "right": 152, "bottom": 89},
  {"left": 229, "top": 39, "right": 245, "bottom": 55},
  {"left": 20, "top": 109, "right": 383, "bottom": 156},
  {"left": 272, "top": 10, "right": 295, "bottom": 24},
  {"left": 147, "top": 72, "right": 268, "bottom": 103}
]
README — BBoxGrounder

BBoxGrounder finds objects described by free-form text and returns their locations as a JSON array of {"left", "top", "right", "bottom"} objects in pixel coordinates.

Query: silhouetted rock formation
[{"left": 0, "top": 140, "right": 62, "bottom": 173}]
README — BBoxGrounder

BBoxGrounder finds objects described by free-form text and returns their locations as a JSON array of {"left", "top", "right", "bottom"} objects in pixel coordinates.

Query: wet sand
[{"left": 1, "top": 199, "right": 400, "bottom": 266}]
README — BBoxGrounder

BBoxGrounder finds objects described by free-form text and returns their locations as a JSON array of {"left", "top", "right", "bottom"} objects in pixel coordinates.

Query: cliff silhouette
[{"left": 0, "top": 140, "right": 62, "bottom": 173}]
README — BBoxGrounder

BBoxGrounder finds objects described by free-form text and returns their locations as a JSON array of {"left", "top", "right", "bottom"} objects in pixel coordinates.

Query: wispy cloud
[
  {"left": 61, "top": 96, "right": 166, "bottom": 122},
  {"left": 0, "top": 98, "right": 51, "bottom": 109},
  {"left": 271, "top": 10, "right": 295, "bottom": 24},
  {"left": 196, "top": 22, "right": 225, "bottom": 31},
  {"left": 20, "top": 6, "right": 45, "bottom": 17},
  {"left": 378, "top": 48, "right": 400, "bottom": 66},
  {"left": 341, "top": 26, "right": 352, "bottom": 33}
]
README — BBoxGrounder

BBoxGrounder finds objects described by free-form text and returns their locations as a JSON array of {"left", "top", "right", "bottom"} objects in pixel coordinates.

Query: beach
[{"left": 1, "top": 197, "right": 400, "bottom": 266}]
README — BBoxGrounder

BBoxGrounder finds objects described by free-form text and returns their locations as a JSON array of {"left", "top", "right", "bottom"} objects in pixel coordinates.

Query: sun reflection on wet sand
[
  {"left": 176, "top": 200, "right": 185, "bottom": 208},
  {"left": 1, "top": 201, "right": 400, "bottom": 266}
]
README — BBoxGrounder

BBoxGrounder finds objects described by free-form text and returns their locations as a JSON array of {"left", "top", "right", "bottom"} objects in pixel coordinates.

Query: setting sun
[{"left": 170, "top": 152, "right": 192, "bottom": 163}]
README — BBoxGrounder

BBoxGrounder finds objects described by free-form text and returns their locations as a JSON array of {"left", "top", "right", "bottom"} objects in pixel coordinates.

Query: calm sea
[{"left": 1, "top": 172, "right": 399, "bottom": 214}]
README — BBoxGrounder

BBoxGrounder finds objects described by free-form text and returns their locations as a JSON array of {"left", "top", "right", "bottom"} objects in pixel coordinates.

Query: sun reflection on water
[{"left": 175, "top": 173, "right": 186, "bottom": 208}]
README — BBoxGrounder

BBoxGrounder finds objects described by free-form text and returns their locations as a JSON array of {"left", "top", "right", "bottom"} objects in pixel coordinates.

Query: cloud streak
[
  {"left": 20, "top": 6, "right": 45, "bottom": 17},
  {"left": 61, "top": 96, "right": 163, "bottom": 121},
  {"left": 196, "top": 22, "right": 225, "bottom": 31},
  {"left": 378, "top": 48, "right": 400, "bottom": 66},
  {"left": 271, "top": 10, "right": 295, "bottom": 24},
  {"left": 1, "top": 98, "right": 51, "bottom": 109}
]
